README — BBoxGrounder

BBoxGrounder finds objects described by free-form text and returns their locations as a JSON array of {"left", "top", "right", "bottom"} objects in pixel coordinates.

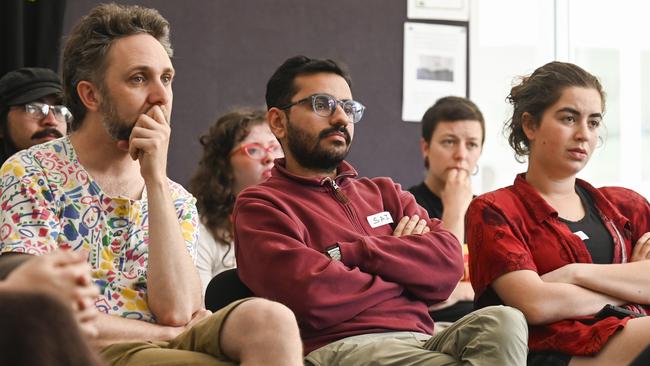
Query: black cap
[{"left": 0, "top": 68, "right": 63, "bottom": 108}]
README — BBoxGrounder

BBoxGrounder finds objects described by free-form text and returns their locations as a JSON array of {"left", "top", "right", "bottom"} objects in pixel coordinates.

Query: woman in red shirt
[{"left": 466, "top": 61, "right": 650, "bottom": 365}]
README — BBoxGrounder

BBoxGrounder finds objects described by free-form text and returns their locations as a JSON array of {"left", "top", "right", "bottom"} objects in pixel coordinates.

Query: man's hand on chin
[{"left": 123, "top": 104, "right": 171, "bottom": 182}]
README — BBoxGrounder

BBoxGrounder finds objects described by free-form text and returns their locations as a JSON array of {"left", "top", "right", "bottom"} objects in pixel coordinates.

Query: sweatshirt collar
[{"left": 271, "top": 158, "right": 357, "bottom": 186}]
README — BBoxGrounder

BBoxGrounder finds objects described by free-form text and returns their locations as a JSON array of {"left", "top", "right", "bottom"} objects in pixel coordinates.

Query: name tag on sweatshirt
[{"left": 367, "top": 211, "right": 393, "bottom": 228}]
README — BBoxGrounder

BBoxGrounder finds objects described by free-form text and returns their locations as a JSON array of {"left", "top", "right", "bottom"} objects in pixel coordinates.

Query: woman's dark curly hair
[
  {"left": 189, "top": 109, "right": 267, "bottom": 245},
  {"left": 505, "top": 61, "right": 605, "bottom": 162}
]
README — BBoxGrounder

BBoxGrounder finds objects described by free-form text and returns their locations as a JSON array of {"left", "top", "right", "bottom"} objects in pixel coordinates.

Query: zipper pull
[{"left": 322, "top": 177, "right": 350, "bottom": 204}]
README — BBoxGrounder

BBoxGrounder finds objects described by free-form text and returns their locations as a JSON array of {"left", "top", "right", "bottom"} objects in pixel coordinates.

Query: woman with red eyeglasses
[{"left": 189, "top": 109, "right": 283, "bottom": 294}]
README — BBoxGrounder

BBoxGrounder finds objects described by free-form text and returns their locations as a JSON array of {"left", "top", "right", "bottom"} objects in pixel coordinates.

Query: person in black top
[{"left": 409, "top": 96, "right": 485, "bottom": 322}]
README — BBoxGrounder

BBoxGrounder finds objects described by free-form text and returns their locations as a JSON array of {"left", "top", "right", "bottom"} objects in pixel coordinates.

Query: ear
[
  {"left": 76, "top": 81, "right": 102, "bottom": 112},
  {"left": 419, "top": 137, "right": 429, "bottom": 160},
  {"left": 521, "top": 112, "right": 537, "bottom": 141},
  {"left": 267, "top": 107, "right": 287, "bottom": 140}
]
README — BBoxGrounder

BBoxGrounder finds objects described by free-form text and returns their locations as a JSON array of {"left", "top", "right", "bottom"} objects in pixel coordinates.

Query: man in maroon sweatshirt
[{"left": 233, "top": 55, "right": 528, "bottom": 366}]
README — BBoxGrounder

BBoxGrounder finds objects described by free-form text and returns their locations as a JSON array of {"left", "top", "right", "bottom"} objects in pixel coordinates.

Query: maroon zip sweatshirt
[{"left": 233, "top": 159, "right": 464, "bottom": 354}]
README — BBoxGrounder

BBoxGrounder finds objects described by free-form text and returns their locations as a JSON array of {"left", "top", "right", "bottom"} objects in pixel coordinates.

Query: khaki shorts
[{"left": 100, "top": 298, "right": 253, "bottom": 366}]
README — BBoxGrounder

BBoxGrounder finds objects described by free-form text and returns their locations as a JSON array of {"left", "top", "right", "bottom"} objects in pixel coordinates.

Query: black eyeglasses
[{"left": 279, "top": 94, "right": 366, "bottom": 123}]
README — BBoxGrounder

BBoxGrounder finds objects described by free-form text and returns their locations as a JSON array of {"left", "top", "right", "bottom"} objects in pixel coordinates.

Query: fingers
[
  {"left": 75, "top": 282, "right": 100, "bottom": 303},
  {"left": 393, "top": 215, "right": 430, "bottom": 236},
  {"left": 75, "top": 308, "right": 99, "bottom": 338},
  {"left": 457, "top": 168, "right": 470, "bottom": 182},
  {"left": 445, "top": 168, "right": 470, "bottom": 186},
  {"left": 78, "top": 322, "right": 99, "bottom": 339},
  {"left": 393, "top": 216, "right": 409, "bottom": 236},
  {"left": 402, "top": 215, "right": 420, "bottom": 235},
  {"left": 45, "top": 249, "right": 87, "bottom": 267},
  {"left": 412, "top": 218, "right": 428, "bottom": 235},
  {"left": 128, "top": 116, "right": 170, "bottom": 161},
  {"left": 56, "top": 261, "right": 94, "bottom": 287},
  {"left": 146, "top": 104, "right": 169, "bottom": 126},
  {"left": 76, "top": 301, "right": 99, "bottom": 321},
  {"left": 632, "top": 232, "right": 650, "bottom": 261}
]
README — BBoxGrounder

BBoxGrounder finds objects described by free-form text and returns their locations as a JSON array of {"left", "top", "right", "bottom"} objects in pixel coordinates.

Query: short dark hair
[
  {"left": 505, "top": 61, "right": 605, "bottom": 162},
  {"left": 62, "top": 3, "right": 172, "bottom": 130},
  {"left": 265, "top": 55, "right": 352, "bottom": 109},
  {"left": 421, "top": 96, "right": 485, "bottom": 144}
]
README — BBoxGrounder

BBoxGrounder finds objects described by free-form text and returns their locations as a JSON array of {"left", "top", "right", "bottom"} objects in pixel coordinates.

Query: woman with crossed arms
[{"left": 466, "top": 61, "right": 650, "bottom": 365}]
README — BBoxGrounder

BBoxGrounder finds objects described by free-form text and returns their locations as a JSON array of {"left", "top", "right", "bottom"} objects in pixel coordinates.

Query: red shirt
[{"left": 466, "top": 174, "right": 650, "bottom": 356}]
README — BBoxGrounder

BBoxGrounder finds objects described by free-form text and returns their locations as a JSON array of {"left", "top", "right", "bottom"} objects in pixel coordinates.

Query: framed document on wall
[
  {"left": 407, "top": 0, "right": 469, "bottom": 21},
  {"left": 402, "top": 22, "right": 468, "bottom": 122}
]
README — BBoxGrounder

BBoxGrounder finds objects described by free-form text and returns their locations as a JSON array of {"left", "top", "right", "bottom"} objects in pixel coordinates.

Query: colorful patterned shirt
[
  {"left": 0, "top": 137, "right": 199, "bottom": 323},
  {"left": 467, "top": 173, "right": 650, "bottom": 356}
]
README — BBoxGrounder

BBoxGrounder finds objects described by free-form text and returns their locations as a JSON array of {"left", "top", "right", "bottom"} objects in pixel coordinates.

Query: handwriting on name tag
[{"left": 367, "top": 211, "right": 394, "bottom": 228}]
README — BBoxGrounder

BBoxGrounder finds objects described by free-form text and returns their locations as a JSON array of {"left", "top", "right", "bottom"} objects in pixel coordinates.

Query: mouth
[
  {"left": 320, "top": 127, "right": 350, "bottom": 144},
  {"left": 568, "top": 148, "right": 588, "bottom": 160},
  {"left": 262, "top": 169, "right": 272, "bottom": 178},
  {"left": 323, "top": 131, "right": 347, "bottom": 142}
]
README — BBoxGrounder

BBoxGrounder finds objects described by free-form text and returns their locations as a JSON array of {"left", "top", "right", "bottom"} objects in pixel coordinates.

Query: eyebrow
[
  {"left": 127, "top": 65, "right": 175, "bottom": 75},
  {"left": 557, "top": 107, "right": 602, "bottom": 119},
  {"left": 439, "top": 133, "right": 479, "bottom": 140}
]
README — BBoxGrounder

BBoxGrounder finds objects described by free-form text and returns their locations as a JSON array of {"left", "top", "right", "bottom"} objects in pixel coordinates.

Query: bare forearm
[
  {"left": 440, "top": 209, "right": 465, "bottom": 243},
  {"left": 145, "top": 180, "right": 202, "bottom": 325},
  {"left": 518, "top": 282, "right": 623, "bottom": 325},
  {"left": 495, "top": 270, "right": 625, "bottom": 325},
  {"left": 92, "top": 312, "right": 180, "bottom": 350},
  {"left": 570, "top": 261, "right": 650, "bottom": 304}
]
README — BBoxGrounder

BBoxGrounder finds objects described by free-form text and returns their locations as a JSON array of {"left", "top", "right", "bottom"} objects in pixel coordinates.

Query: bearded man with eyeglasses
[
  {"left": 234, "top": 55, "right": 529, "bottom": 366},
  {"left": 0, "top": 67, "right": 70, "bottom": 164}
]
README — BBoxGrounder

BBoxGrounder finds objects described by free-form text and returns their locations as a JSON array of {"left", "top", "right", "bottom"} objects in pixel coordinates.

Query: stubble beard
[{"left": 99, "top": 88, "right": 135, "bottom": 142}]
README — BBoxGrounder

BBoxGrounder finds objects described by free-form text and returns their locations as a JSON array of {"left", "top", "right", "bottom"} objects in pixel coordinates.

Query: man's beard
[
  {"left": 99, "top": 90, "right": 135, "bottom": 141},
  {"left": 285, "top": 116, "right": 351, "bottom": 172}
]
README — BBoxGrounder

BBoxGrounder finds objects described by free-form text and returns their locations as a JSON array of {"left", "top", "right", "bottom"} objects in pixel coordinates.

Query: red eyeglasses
[{"left": 230, "top": 142, "right": 283, "bottom": 160}]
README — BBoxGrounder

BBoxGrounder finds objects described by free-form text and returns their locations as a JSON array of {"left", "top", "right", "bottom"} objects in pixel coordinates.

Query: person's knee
[
  {"left": 232, "top": 298, "right": 298, "bottom": 335},
  {"left": 479, "top": 305, "right": 528, "bottom": 341}
]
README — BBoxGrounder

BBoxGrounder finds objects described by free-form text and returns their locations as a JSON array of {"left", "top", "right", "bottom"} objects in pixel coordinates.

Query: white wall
[{"left": 468, "top": 0, "right": 650, "bottom": 198}]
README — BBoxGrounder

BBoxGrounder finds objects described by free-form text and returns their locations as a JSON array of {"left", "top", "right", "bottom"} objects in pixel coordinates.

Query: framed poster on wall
[
  {"left": 407, "top": 0, "right": 469, "bottom": 21},
  {"left": 402, "top": 21, "right": 468, "bottom": 122}
]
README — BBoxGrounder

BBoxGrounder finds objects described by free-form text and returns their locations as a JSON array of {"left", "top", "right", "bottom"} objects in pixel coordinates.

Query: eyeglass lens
[
  {"left": 311, "top": 95, "right": 364, "bottom": 123},
  {"left": 244, "top": 144, "right": 283, "bottom": 159},
  {"left": 25, "top": 103, "right": 73, "bottom": 123}
]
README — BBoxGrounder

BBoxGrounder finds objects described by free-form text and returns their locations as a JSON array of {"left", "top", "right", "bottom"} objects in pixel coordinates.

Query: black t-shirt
[
  {"left": 559, "top": 185, "right": 614, "bottom": 264},
  {"left": 408, "top": 182, "right": 443, "bottom": 219}
]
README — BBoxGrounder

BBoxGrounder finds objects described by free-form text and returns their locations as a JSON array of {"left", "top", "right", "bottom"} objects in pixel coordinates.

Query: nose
[
  {"left": 330, "top": 103, "right": 351, "bottom": 127},
  {"left": 574, "top": 119, "right": 590, "bottom": 141},
  {"left": 453, "top": 144, "right": 468, "bottom": 160},
  {"left": 147, "top": 78, "right": 171, "bottom": 106},
  {"left": 261, "top": 153, "right": 273, "bottom": 165},
  {"left": 40, "top": 108, "right": 59, "bottom": 127}
]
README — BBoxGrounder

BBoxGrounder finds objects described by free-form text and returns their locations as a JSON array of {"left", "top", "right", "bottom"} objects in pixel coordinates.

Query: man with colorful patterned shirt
[{"left": 0, "top": 4, "right": 302, "bottom": 366}]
